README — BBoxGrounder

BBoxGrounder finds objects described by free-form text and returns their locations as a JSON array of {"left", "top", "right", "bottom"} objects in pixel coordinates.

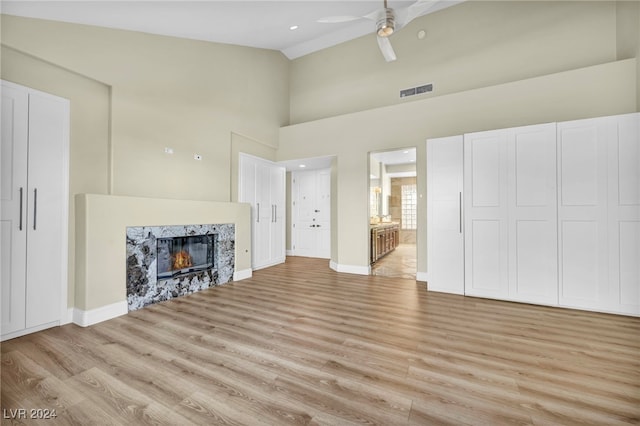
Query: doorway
[{"left": 369, "top": 148, "right": 417, "bottom": 279}]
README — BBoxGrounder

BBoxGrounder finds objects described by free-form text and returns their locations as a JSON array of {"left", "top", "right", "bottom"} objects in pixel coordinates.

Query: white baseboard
[
  {"left": 416, "top": 272, "right": 429, "bottom": 283},
  {"left": 286, "top": 250, "right": 294, "bottom": 256},
  {"left": 72, "top": 301, "right": 128, "bottom": 327},
  {"left": 329, "top": 260, "right": 370, "bottom": 276},
  {"left": 233, "top": 268, "right": 253, "bottom": 281},
  {"left": 1, "top": 320, "right": 59, "bottom": 342}
]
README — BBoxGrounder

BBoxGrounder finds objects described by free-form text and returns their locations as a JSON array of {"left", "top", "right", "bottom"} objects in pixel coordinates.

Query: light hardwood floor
[{"left": 2, "top": 256, "right": 639, "bottom": 425}]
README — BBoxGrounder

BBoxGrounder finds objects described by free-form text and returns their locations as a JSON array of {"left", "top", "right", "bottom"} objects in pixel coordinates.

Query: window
[{"left": 401, "top": 184, "right": 417, "bottom": 230}]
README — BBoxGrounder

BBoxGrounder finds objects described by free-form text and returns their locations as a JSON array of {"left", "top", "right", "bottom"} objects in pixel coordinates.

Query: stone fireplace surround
[{"left": 126, "top": 224, "right": 235, "bottom": 311}]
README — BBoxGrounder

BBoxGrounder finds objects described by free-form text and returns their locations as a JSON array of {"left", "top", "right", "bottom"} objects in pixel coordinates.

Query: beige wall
[
  {"left": 290, "top": 1, "right": 618, "bottom": 124},
  {"left": 75, "top": 194, "right": 251, "bottom": 311},
  {"left": 279, "top": 59, "right": 637, "bottom": 272},
  {"left": 1, "top": 14, "right": 289, "bottom": 312},
  {"left": 1, "top": 14, "right": 289, "bottom": 203}
]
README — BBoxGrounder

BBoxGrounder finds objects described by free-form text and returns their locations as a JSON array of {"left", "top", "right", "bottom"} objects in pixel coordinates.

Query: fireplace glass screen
[{"left": 157, "top": 234, "right": 215, "bottom": 279}]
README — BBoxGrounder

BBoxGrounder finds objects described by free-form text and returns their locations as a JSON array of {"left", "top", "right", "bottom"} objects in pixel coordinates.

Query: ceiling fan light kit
[{"left": 376, "top": 9, "right": 396, "bottom": 37}]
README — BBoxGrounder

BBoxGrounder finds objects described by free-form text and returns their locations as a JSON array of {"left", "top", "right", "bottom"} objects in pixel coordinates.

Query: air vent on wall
[{"left": 400, "top": 83, "right": 433, "bottom": 98}]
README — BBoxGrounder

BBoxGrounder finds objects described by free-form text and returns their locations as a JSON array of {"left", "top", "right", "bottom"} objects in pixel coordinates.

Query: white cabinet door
[
  {"left": 557, "top": 117, "right": 610, "bottom": 311},
  {"left": 507, "top": 123, "right": 558, "bottom": 305},
  {"left": 1, "top": 85, "right": 29, "bottom": 335},
  {"left": 426, "top": 135, "right": 464, "bottom": 294},
  {"left": 464, "top": 129, "right": 509, "bottom": 299}
]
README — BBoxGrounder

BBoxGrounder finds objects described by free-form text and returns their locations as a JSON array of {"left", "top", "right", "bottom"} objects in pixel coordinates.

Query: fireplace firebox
[{"left": 157, "top": 234, "right": 216, "bottom": 279}]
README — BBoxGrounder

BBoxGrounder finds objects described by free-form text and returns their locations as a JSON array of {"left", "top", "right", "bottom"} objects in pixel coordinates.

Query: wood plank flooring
[{"left": 2, "top": 256, "right": 639, "bottom": 425}]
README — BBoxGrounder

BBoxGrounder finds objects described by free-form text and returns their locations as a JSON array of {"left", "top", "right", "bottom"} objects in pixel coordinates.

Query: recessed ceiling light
[
  {"left": 299, "top": 164, "right": 306, "bottom": 168},
  {"left": 289, "top": 25, "right": 299, "bottom": 31},
  {"left": 403, "top": 150, "right": 409, "bottom": 154}
]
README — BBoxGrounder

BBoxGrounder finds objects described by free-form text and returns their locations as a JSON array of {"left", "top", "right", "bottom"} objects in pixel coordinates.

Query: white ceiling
[{"left": 1, "top": 0, "right": 462, "bottom": 59}]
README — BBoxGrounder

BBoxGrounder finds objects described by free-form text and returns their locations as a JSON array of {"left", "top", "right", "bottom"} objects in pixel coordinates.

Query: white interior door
[
  {"left": 1, "top": 84, "right": 29, "bottom": 335},
  {"left": 292, "top": 169, "right": 331, "bottom": 259},
  {"left": 293, "top": 171, "right": 317, "bottom": 257},
  {"left": 426, "top": 135, "right": 464, "bottom": 294},
  {"left": 507, "top": 123, "right": 558, "bottom": 305}
]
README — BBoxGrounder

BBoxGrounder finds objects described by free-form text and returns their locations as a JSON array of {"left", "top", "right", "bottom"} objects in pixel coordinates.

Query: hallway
[{"left": 371, "top": 243, "right": 416, "bottom": 280}]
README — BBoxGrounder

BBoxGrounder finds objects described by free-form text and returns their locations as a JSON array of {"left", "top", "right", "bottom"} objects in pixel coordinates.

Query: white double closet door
[
  {"left": 1, "top": 80, "right": 69, "bottom": 340},
  {"left": 238, "top": 153, "right": 285, "bottom": 270},
  {"left": 464, "top": 123, "right": 558, "bottom": 305}
]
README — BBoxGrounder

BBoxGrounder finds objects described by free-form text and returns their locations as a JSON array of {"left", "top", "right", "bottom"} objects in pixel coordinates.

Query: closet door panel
[
  {"left": 426, "top": 135, "right": 464, "bottom": 294},
  {"left": 469, "top": 220, "right": 504, "bottom": 293},
  {"left": 470, "top": 136, "right": 502, "bottom": 207},
  {"left": 508, "top": 124, "right": 558, "bottom": 305},
  {"left": 270, "top": 166, "right": 285, "bottom": 262},
  {"left": 0, "top": 86, "right": 29, "bottom": 335},
  {"left": 559, "top": 127, "right": 599, "bottom": 206},
  {"left": 560, "top": 221, "right": 600, "bottom": 302},
  {"left": 618, "top": 222, "right": 639, "bottom": 308},
  {"left": 24, "top": 93, "right": 68, "bottom": 328},
  {"left": 514, "top": 220, "right": 557, "bottom": 302},
  {"left": 608, "top": 113, "right": 640, "bottom": 314},
  {"left": 558, "top": 118, "right": 608, "bottom": 310},
  {"left": 464, "top": 131, "right": 508, "bottom": 298}
]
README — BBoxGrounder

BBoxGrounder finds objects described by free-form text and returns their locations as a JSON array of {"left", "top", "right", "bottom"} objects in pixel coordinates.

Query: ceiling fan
[{"left": 318, "top": 0, "right": 440, "bottom": 62}]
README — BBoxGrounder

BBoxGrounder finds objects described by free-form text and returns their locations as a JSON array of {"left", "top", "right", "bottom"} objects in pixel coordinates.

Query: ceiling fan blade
[
  {"left": 396, "top": 0, "right": 441, "bottom": 29},
  {"left": 317, "top": 15, "right": 363, "bottom": 24},
  {"left": 377, "top": 36, "right": 397, "bottom": 62}
]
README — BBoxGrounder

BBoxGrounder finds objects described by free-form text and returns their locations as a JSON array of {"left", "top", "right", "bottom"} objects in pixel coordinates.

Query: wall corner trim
[
  {"left": 72, "top": 301, "right": 128, "bottom": 327},
  {"left": 233, "top": 269, "right": 253, "bottom": 281},
  {"left": 329, "top": 261, "right": 371, "bottom": 276},
  {"left": 416, "top": 272, "right": 429, "bottom": 283}
]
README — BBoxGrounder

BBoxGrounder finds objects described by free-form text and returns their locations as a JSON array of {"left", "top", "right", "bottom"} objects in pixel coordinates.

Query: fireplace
[
  {"left": 157, "top": 234, "right": 216, "bottom": 279},
  {"left": 126, "top": 224, "right": 235, "bottom": 311}
]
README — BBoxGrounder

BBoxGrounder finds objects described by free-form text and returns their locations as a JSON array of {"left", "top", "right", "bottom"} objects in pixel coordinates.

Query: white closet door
[
  {"left": 607, "top": 113, "right": 640, "bottom": 315},
  {"left": 557, "top": 117, "right": 609, "bottom": 311},
  {"left": 238, "top": 153, "right": 286, "bottom": 270},
  {"left": 426, "top": 135, "right": 464, "bottom": 294},
  {"left": 25, "top": 92, "right": 69, "bottom": 328},
  {"left": 507, "top": 123, "right": 558, "bottom": 305},
  {"left": 270, "top": 165, "right": 286, "bottom": 263},
  {"left": 1, "top": 85, "right": 29, "bottom": 335},
  {"left": 464, "top": 129, "right": 509, "bottom": 299},
  {"left": 254, "top": 162, "right": 273, "bottom": 269}
]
